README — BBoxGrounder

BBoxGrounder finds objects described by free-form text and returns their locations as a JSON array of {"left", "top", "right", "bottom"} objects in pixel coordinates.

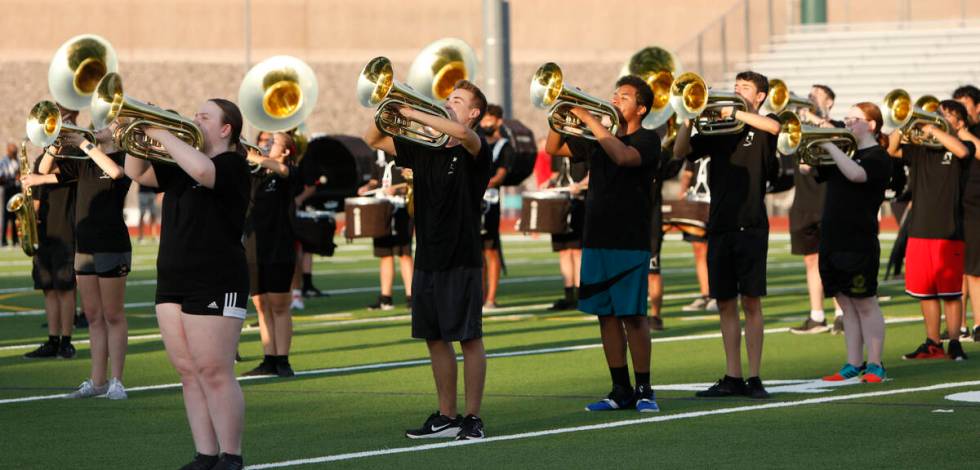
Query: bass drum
[
  {"left": 300, "top": 135, "right": 377, "bottom": 212},
  {"left": 662, "top": 199, "right": 710, "bottom": 237}
]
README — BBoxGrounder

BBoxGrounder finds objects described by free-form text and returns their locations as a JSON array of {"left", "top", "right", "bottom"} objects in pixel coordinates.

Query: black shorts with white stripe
[{"left": 156, "top": 289, "right": 249, "bottom": 320}]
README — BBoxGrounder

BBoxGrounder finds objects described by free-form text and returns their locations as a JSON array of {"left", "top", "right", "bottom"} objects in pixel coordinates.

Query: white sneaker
[
  {"left": 105, "top": 378, "right": 127, "bottom": 400},
  {"left": 65, "top": 379, "right": 108, "bottom": 399},
  {"left": 705, "top": 298, "right": 718, "bottom": 312},
  {"left": 291, "top": 297, "right": 305, "bottom": 310},
  {"left": 682, "top": 296, "right": 709, "bottom": 311}
]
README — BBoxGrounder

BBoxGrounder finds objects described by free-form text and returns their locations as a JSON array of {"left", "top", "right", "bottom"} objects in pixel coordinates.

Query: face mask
[{"left": 480, "top": 125, "right": 497, "bottom": 135}]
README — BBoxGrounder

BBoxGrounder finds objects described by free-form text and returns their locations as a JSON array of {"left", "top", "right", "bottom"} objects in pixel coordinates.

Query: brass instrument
[
  {"left": 530, "top": 62, "right": 620, "bottom": 140},
  {"left": 883, "top": 88, "right": 949, "bottom": 148},
  {"left": 91, "top": 73, "right": 204, "bottom": 163},
  {"left": 358, "top": 56, "right": 453, "bottom": 147},
  {"left": 239, "top": 139, "right": 266, "bottom": 174},
  {"left": 404, "top": 169, "right": 415, "bottom": 218},
  {"left": 48, "top": 34, "right": 118, "bottom": 110},
  {"left": 6, "top": 139, "right": 40, "bottom": 257},
  {"left": 620, "top": 46, "right": 681, "bottom": 130},
  {"left": 407, "top": 38, "right": 478, "bottom": 101},
  {"left": 777, "top": 110, "right": 857, "bottom": 166},
  {"left": 669, "top": 72, "right": 749, "bottom": 135},
  {"left": 763, "top": 78, "right": 815, "bottom": 115},
  {"left": 25, "top": 100, "right": 94, "bottom": 159},
  {"left": 915, "top": 94, "right": 940, "bottom": 113},
  {"left": 239, "top": 55, "right": 318, "bottom": 133}
]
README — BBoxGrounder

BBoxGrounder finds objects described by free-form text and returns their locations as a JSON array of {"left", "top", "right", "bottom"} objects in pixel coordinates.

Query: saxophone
[{"left": 5, "top": 139, "right": 39, "bottom": 256}]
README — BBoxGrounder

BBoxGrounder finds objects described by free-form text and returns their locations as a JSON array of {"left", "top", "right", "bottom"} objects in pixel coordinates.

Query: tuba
[
  {"left": 777, "top": 110, "right": 857, "bottom": 166},
  {"left": 530, "top": 62, "right": 620, "bottom": 140},
  {"left": 358, "top": 56, "right": 453, "bottom": 147},
  {"left": 6, "top": 139, "right": 40, "bottom": 257},
  {"left": 48, "top": 34, "right": 118, "bottom": 111},
  {"left": 91, "top": 73, "right": 204, "bottom": 163},
  {"left": 882, "top": 88, "right": 949, "bottom": 148},
  {"left": 407, "top": 38, "right": 478, "bottom": 101},
  {"left": 620, "top": 46, "right": 681, "bottom": 130},
  {"left": 25, "top": 100, "right": 95, "bottom": 159},
  {"left": 669, "top": 72, "right": 749, "bottom": 135},
  {"left": 763, "top": 78, "right": 815, "bottom": 116}
]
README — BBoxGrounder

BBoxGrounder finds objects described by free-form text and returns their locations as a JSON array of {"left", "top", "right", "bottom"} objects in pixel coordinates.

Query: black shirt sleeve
[
  {"left": 212, "top": 153, "right": 249, "bottom": 197},
  {"left": 151, "top": 161, "right": 182, "bottom": 190},
  {"left": 859, "top": 147, "right": 891, "bottom": 186},
  {"left": 54, "top": 159, "right": 80, "bottom": 184},
  {"left": 687, "top": 134, "right": 712, "bottom": 162},
  {"left": 566, "top": 136, "right": 597, "bottom": 164},
  {"left": 392, "top": 138, "right": 418, "bottom": 169},
  {"left": 628, "top": 129, "right": 662, "bottom": 171}
]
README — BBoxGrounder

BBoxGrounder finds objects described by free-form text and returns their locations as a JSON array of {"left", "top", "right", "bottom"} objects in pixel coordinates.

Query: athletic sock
[
  {"left": 809, "top": 310, "right": 826, "bottom": 323},
  {"left": 48, "top": 335, "right": 59, "bottom": 345},
  {"left": 609, "top": 366, "right": 631, "bottom": 389},
  {"left": 634, "top": 371, "right": 650, "bottom": 388},
  {"left": 834, "top": 308, "right": 844, "bottom": 317},
  {"left": 263, "top": 354, "right": 273, "bottom": 365},
  {"left": 381, "top": 295, "right": 393, "bottom": 304},
  {"left": 59, "top": 335, "right": 71, "bottom": 345},
  {"left": 564, "top": 287, "right": 574, "bottom": 302},
  {"left": 302, "top": 273, "right": 313, "bottom": 290},
  {"left": 292, "top": 289, "right": 301, "bottom": 297}
]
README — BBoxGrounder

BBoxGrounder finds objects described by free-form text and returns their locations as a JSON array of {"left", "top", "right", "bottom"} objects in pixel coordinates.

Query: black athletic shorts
[
  {"left": 411, "top": 267, "right": 483, "bottom": 341},
  {"left": 683, "top": 232, "right": 707, "bottom": 243},
  {"left": 551, "top": 198, "right": 585, "bottom": 252},
  {"left": 74, "top": 252, "right": 131, "bottom": 278},
  {"left": 707, "top": 229, "right": 768, "bottom": 300},
  {"left": 32, "top": 244, "right": 75, "bottom": 291},
  {"left": 790, "top": 221, "right": 821, "bottom": 256},
  {"left": 819, "top": 245, "right": 880, "bottom": 298},
  {"left": 481, "top": 201, "right": 501, "bottom": 240},
  {"left": 156, "top": 289, "right": 249, "bottom": 319},
  {"left": 373, "top": 208, "right": 413, "bottom": 258},
  {"left": 248, "top": 262, "right": 294, "bottom": 295},
  {"left": 649, "top": 228, "right": 664, "bottom": 275}
]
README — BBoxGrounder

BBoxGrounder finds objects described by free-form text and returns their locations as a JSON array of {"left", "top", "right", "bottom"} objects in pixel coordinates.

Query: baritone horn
[
  {"left": 25, "top": 100, "right": 95, "bottom": 158},
  {"left": 48, "top": 34, "right": 118, "bottom": 111},
  {"left": 669, "top": 72, "right": 749, "bottom": 135},
  {"left": 777, "top": 110, "right": 857, "bottom": 166},
  {"left": 620, "top": 46, "right": 681, "bottom": 130},
  {"left": 90, "top": 73, "right": 204, "bottom": 163},
  {"left": 882, "top": 88, "right": 949, "bottom": 148},
  {"left": 357, "top": 56, "right": 453, "bottom": 147},
  {"left": 407, "top": 38, "right": 478, "bottom": 101},
  {"left": 530, "top": 62, "right": 620, "bottom": 140}
]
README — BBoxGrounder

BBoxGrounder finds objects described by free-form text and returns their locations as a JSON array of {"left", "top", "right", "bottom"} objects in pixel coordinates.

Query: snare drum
[
  {"left": 518, "top": 191, "right": 571, "bottom": 234},
  {"left": 344, "top": 197, "right": 393, "bottom": 238},
  {"left": 661, "top": 199, "right": 710, "bottom": 237}
]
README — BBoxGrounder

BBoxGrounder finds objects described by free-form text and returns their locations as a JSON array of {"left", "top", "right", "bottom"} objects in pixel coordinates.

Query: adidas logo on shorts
[{"left": 207, "top": 301, "right": 219, "bottom": 309}]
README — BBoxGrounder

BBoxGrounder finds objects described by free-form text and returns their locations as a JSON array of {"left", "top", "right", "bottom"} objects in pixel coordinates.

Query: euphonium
[
  {"left": 530, "top": 62, "right": 620, "bottom": 140},
  {"left": 358, "top": 56, "right": 453, "bottom": 147},
  {"left": 48, "top": 34, "right": 118, "bottom": 111},
  {"left": 669, "top": 72, "right": 749, "bottom": 135},
  {"left": 882, "top": 88, "right": 949, "bottom": 148},
  {"left": 763, "top": 78, "right": 815, "bottom": 116},
  {"left": 6, "top": 139, "right": 40, "bottom": 257},
  {"left": 620, "top": 46, "right": 681, "bottom": 130},
  {"left": 91, "top": 73, "right": 204, "bottom": 163},
  {"left": 777, "top": 111, "right": 857, "bottom": 166},
  {"left": 407, "top": 38, "right": 478, "bottom": 101},
  {"left": 25, "top": 100, "right": 94, "bottom": 159}
]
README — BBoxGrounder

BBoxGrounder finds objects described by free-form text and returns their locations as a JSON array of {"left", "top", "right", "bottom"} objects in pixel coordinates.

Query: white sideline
[
  {"left": 244, "top": 379, "right": 980, "bottom": 469},
  {"left": 0, "top": 318, "right": 920, "bottom": 406}
]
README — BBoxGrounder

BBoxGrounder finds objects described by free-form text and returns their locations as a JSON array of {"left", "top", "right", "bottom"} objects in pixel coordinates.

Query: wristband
[{"left": 83, "top": 142, "right": 95, "bottom": 153}]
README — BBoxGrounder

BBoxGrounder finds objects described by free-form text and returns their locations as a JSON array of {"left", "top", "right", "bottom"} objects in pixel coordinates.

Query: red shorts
[{"left": 905, "top": 237, "right": 964, "bottom": 299}]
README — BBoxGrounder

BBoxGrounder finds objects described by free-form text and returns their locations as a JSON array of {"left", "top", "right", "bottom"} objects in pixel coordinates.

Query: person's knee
[
  {"left": 194, "top": 361, "right": 233, "bottom": 388},
  {"left": 103, "top": 310, "right": 126, "bottom": 326}
]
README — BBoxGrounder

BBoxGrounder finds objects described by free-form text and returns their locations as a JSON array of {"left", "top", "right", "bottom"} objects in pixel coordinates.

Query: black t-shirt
[
  {"left": 567, "top": 128, "right": 661, "bottom": 250},
  {"left": 57, "top": 151, "right": 132, "bottom": 253},
  {"left": 33, "top": 156, "right": 75, "bottom": 250},
  {"left": 789, "top": 163, "right": 826, "bottom": 230},
  {"left": 153, "top": 152, "right": 251, "bottom": 291},
  {"left": 245, "top": 165, "right": 300, "bottom": 265},
  {"left": 687, "top": 114, "right": 779, "bottom": 233},
  {"left": 394, "top": 137, "right": 491, "bottom": 271},
  {"left": 489, "top": 138, "right": 516, "bottom": 176},
  {"left": 964, "top": 124, "right": 980, "bottom": 210},
  {"left": 903, "top": 141, "right": 974, "bottom": 240},
  {"left": 815, "top": 145, "right": 891, "bottom": 252}
]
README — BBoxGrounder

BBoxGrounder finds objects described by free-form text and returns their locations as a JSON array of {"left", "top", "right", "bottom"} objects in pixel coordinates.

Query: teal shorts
[{"left": 578, "top": 248, "right": 650, "bottom": 317}]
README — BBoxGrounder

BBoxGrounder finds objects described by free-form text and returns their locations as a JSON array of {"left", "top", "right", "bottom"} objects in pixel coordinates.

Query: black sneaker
[
  {"left": 831, "top": 316, "right": 844, "bottom": 335},
  {"left": 242, "top": 359, "right": 277, "bottom": 377},
  {"left": 276, "top": 360, "right": 295, "bottom": 377},
  {"left": 178, "top": 453, "right": 219, "bottom": 470},
  {"left": 405, "top": 411, "right": 462, "bottom": 439},
  {"left": 695, "top": 376, "right": 747, "bottom": 397},
  {"left": 211, "top": 453, "right": 243, "bottom": 470},
  {"left": 958, "top": 326, "right": 971, "bottom": 341},
  {"left": 650, "top": 316, "right": 664, "bottom": 332},
  {"left": 948, "top": 340, "right": 968, "bottom": 361},
  {"left": 456, "top": 414, "right": 485, "bottom": 440},
  {"left": 973, "top": 327, "right": 980, "bottom": 343},
  {"left": 940, "top": 329, "right": 950, "bottom": 341},
  {"left": 790, "top": 318, "right": 829, "bottom": 335},
  {"left": 368, "top": 295, "right": 395, "bottom": 311},
  {"left": 548, "top": 298, "right": 577, "bottom": 311},
  {"left": 744, "top": 376, "right": 771, "bottom": 399},
  {"left": 24, "top": 341, "right": 59, "bottom": 359},
  {"left": 58, "top": 342, "right": 76, "bottom": 359}
]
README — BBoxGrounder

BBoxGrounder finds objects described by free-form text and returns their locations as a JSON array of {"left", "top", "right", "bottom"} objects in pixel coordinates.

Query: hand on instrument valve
[
  {"left": 920, "top": 124, "right": 939, "bottom": 138},
  {"left": 142, "top": 127, "right": 169, "bottom": 142}
]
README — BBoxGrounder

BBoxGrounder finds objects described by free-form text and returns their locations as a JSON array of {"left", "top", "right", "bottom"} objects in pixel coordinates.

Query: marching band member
[
  {"left": 674, "top": 71, "right": 781, "bottom": 399},
  {"left": 887, "top": 100, "right": 973, "bottom": 361},
  {"left": 477, "top": 104, "right": 513, "bottom": 309},
  {"left": 545, "top": 156, "right": 588, "bottom": 311},
  {"left": 546, "top": 75, "right": 662, "bottom": 412},
  {"left": 953, "top": 85, "right": 980, "bottom": 342},
  {"left": 125, "top": 98, "right": 249, "bottom": 470}
]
